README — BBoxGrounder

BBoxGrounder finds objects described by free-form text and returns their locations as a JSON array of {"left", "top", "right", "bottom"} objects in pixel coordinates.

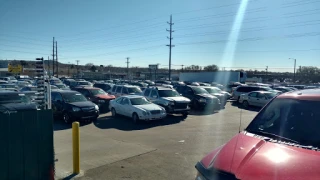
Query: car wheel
[
  {"left": 62, "top": 112, "right": 71, "bottom": 124},
  {"left": 111, "top": 108, "right": 117, "bottom": 117},
  {"left": 182, "top": 112, "right": 188, "bottom": 117},
  {"left": 132, "top": 113, "right": 139, "bottom": 124},
  {"left": 243, "top": 100, "right": 249, "bottom": 109}
]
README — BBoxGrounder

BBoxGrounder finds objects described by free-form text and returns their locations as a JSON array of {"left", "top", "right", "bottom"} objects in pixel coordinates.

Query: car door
[
  {"left": 112, "top": 97, "right": 123, "bottom": 114},
  {"left": 149, "top": 90, "right": 159, "bottom": 102},
  {"left": 247, "top": 92, "right": 258, "bottom": 106},
  {"left": 256, "top": 93, "right": 268, "bottom": 107},
  {"left": 120, "top": 98, "right": 132, "bottom": 117},
  {"left": 53, "top": 92, "right": 64, "bottom": 116},
  {"left": 115, "top": 86, "right": 122, "bottom": 97},
  {"left": 183, "top": 87, "right": 195, "bottom": 101}
]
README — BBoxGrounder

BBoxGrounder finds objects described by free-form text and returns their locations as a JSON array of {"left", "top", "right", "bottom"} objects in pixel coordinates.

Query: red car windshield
[{"left": 246, "top": 98, "right": 320, "bottom": 147}]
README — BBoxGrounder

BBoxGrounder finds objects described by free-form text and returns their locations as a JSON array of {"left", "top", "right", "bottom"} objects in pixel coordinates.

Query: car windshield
[
  {"left": 204, "top": 87, "right": 221, "bottom": 94},
  {"left": 158, "top": 90, "right": 180, "bottom": 97},
  {"left": 62, "top": 93, "right": 87, "bottom": 103},
  {"left": 127, "top": 87, "right": 142, "bottom": 93},
  {"left": 1, "top": 84, "right": 16, "bottom": 88},
  {"left": 90, "top": 89, "right": 107, "bottom": 95},
  {"left": 0, "top": 94, "right": 30, "bottom": 104},
  {"left": 246, "top": 98, "right": 320, "bottom": 147},
  {"left": 192, "top": 87, "right": 208, "bottom": 94},
  {"left": 55, "top": 84, "right": 66, "bottom": 88},
  {"left": 78, "top": 82, "right": 90, "bottom": 85},
  {"left": 130, "top": 97, "right": 151, "bottom": 105}
]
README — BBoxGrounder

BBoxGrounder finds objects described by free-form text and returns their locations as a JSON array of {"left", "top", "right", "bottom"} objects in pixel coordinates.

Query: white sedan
[
  {"left": 239, "top": 91, "right": 277, "bottom": 108},
  {"left": 109, "top": 95, "right": 166, "bottom": 123}
]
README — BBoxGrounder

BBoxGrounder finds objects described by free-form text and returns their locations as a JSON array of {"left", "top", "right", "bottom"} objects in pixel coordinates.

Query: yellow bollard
[{"left": 72, "top": 122, "right": 80, "bottom": 174}]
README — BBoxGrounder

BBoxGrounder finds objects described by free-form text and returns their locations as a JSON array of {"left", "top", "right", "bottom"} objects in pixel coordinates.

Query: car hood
[
  {"left": 196, "top": 93, "right": 216, "bottom": 99},
  {"left": 94, "top": 94, "right": 115, "bottom": 100},
  {"left": 200, "top": 132, "right": 320, "bottom": 180},
  {"left": 161, "top": 96, "right": 190, "bottom": 103},
  {"left": 67, "top": 101, "right": 96, "bottom": 108},
  {"left": 0, "top": 102, "right": 38, "bottom": 112},
  {"left": 209, "top": 93, "right": 224, "bottom": 97},
  {"left": 134, "top": 104, "right": 162, "bottom": 111}
]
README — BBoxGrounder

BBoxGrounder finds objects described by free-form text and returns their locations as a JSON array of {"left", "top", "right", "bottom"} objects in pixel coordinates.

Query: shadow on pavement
[
  {"left": 230, "top": 101, "right": 261, "bottom": 112},
  {"left": 53, "top": 119, "right": 92, "bottom": 131},
  {"left": 62, "top": 173, "right": 77, "bottom": 180},
  {"left": 189, "top": 109, "right": 218, "bottom": 116},
  {"left": 93, "top": 114, "right": 187, "bottom": 131}
]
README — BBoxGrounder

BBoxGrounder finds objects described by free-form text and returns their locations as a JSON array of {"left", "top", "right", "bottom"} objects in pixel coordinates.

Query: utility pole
[
  {"left": 56, "top": 41, "right": 58, "bottom": 78},
  {"left": 166, "top": 14, "right": 174, "bottom": 81},
  {"left": 52, "top": 37, "right": 55, "bottom": 77},
  {"left": 76, "top": 60, "right": 80, "bottom": 77},
  {"left": 68, "top": 62, "right": 70, "bottom": 77},
  {"left": 48, "top": 56, "right": 50, "bottom": 78},
  {"left": 126, "top": 57, "right": 130, "bottom": 80},
  {"left": 181, "top": 65, "right": 184, "bottom": 72},
  {"left": 265, "top": 66, "right": 268, "bottom": 82},
  {"left": 289, "top": 58, "right": 297, "bottom": 83}
]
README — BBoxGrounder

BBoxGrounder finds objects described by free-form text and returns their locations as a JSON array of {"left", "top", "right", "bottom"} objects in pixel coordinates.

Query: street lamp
[{"left": 289, "top": 58, "right": 296, "bottom": 83}]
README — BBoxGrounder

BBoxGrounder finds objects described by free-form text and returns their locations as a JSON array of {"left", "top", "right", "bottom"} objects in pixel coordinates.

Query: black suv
[
  {"left": 93, "top": 83, "right": 114, "bottom": 92},
  {"left": 0, "top": 91, "right": 38, "bottom": 113},
  {"left": 51, "top": 90, "right": 99, "bottom": 123},
  {"left": 175, "top": 85, "right": 221, "bottom": 110}
]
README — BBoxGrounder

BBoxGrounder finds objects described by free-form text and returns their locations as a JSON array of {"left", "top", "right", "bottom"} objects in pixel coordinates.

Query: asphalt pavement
[{"left": 54, "top": 102, "right": 259, "bottom": 180}]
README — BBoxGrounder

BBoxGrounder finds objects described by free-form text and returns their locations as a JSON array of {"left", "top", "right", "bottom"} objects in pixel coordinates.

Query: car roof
[
  {"left": 74, "top": 86, "right": 99, "bottom": 90},
  {"left": 52, "top": 90, "right": 79, "bottom": 94},
  {"left": 121, "top": 95, "right": 144, "bottom": 99},
  {"left": 0, "top": 91, "right": 24, "bottom": 95},
  {"left": 278, "top": 89, "right": 320, "bottom": 101}
]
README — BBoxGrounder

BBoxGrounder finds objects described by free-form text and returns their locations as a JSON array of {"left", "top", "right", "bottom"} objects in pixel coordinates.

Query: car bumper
[
  {"left": 167, "top": 107, "right": 190, "bottom": 113},
  {"left": 69, "top": 110, "right": 99, "bottom": 120},
  {"left": 139, "top": 113, "right": 167, "bottom": 121}
]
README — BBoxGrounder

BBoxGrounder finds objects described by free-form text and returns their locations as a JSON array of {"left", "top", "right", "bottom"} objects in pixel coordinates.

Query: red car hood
[
  {"left": 95, "top": 94, "right": 115, "bottom": 100},
  {"left": 200, "top": 132, "right": 320, "bottom": 180}
]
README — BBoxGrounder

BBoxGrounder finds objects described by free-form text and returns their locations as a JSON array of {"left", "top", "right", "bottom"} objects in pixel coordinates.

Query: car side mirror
[{"left": 180, "top": 94, "right": 182, "bottom": 96}]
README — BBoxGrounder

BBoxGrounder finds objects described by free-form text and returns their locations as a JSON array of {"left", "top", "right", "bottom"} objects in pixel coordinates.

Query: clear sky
[{"left": 0, "top": 0, "right": 319, "bottom": 72}]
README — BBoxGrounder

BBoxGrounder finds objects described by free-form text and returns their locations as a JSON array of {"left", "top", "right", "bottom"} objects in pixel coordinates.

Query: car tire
[
  {"left": 182, "top": 112, "right": 188, "bottom": 117},
  {"left": 111, "top": 108, "right": 117, "bottom": 117},
  {"left": 132, "top": 113, "right": 139, "bottom": 124},
  {"left": 62, "top": 112, "right": 71, "bottom": 124},
  {"left": 243, "top": 100, "right": 249, "bottom": 109}
]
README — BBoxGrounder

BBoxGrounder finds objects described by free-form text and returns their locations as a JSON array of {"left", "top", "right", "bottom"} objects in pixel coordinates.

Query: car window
[
  {"left": 237, "top": 87, "right": 245, "bottom": 92},
  {"left": 150, "top": 90, "right": 158, "bottom": 97},
  {"left": 111, "top": 85, "right": 117, "bottom": 92},
  {"left": 51, "top": 92, "right": 57, "bottom": 101},
  {"left": 121, "top": 98, "right": 129, "bottom": 105},
  {"left": 122, "top": 87, "right": 128, "bottom": 94},
  {"left": 116, "top": 86, "right": 122, "bottom": 93},
  {"left": 144, "top": 89, "right": 151, "bottom": 96},
  {"left": 55, "top": 93, "right": 63, "bottom": 101},
  {"left": 257, "top": 93, "right": 265, "bottom": 98},
  {"left": 115, "top": 97, "right": 123, "bottom": 103},
  {"left": 248, "top": 92, "right": 257, "bottom": 97}
]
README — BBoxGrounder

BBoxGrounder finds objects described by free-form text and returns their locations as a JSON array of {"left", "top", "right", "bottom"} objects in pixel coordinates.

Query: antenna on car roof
[{"left": 239, "top": 109, "right": 242, "bottom": 133}]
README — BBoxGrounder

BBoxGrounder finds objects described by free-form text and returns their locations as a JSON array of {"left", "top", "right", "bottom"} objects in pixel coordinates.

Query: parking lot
[{"left": 54, "top": 102, "right": 258, "bottom": 180}]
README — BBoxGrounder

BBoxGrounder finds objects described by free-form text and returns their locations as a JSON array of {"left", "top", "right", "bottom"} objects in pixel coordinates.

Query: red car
[
  {"left": 196, "top": 89, "right": 320, "bottom": 180},
  {"left": 73, "top": 86, "right": 115, "bottom": 112}
]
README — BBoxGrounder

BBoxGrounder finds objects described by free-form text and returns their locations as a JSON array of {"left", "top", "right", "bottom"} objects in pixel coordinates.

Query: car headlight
[
  {"left": 72, "top": 106, "right": 81, "bottom": 112},
  {"left": 168, "top": 101, "right": 174, "bottom": 105},
  {"left": 195, "top": 171, "right": 206, "bottom": 180},
  {"left": 98, "top": 100, "right": 105, "bottom": 103},
  {"left": 198, "top": 98, "right": 206, "bottom": 103},
  {"left": 142, "top": 111, "right": 147, "bottom": 115},
  {"left": 94, "top": 105, "right": 99, "bottom": 110}
]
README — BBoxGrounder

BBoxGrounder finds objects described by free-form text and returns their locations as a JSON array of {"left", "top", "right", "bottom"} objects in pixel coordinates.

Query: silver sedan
[{"left": 239, "top": 91, "right": 277, "bottom": 108}]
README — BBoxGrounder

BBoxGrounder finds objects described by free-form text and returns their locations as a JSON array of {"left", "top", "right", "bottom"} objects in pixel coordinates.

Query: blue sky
[{"left": 0, "top": 0, "right": 319, "bottom": 72}]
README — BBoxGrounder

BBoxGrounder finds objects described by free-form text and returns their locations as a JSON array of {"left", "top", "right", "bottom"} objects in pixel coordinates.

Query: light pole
[{"left": 289, "top": 58, "right": 297, "bottom": 82}]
